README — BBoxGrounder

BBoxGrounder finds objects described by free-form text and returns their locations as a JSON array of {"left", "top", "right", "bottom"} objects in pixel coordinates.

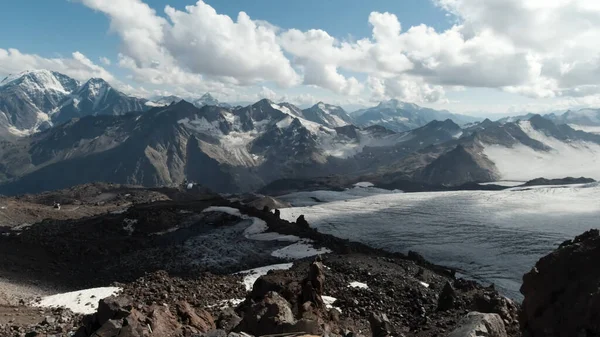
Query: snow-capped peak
[
  {"left": 0, "top": 69, "right": 79, "bottom": 94},
  {"left": 377, "top": 99, "right": 420, "bottom": 111}
]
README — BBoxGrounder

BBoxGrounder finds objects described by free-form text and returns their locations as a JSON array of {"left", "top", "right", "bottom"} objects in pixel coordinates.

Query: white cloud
[
  {"left": 61, "top": 0, "right": 600, "bottom": 110},
  {"left": 0, "top": 48, "right": 115, "bottom": 82},
  {"left": 99, "top": 56, "right": 111, "bottom": 65},
  {"left": 259, "top": 86, "right": 278, "bottom": 100},
  {"left": 79, "top": 0, "right": 299, "bottom": 89}
]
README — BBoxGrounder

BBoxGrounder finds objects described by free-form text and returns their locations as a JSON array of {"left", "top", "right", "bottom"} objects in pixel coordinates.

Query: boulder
[
  {"left": 235, "top": 291, "right": 297, "bottom": 335},
  {"left": 437, "top": 281, "right": 456, "bottom": 311},
  {"left": 369, "top": 313, "right": 393, "bottom": 337},
  {"left": 93, "top": 319, "right": 122, "bottom": 337},
  {"left": 520, "top": 229, "right": 600, "bottom": 337},
  {"left": 118, "top": 309, "right": 150, "bottom": 337},
  {"left": 148, "top": 305, "right": 182, "bottom": 336},
  {"left": 447, "top": 312, "right": 507, "bottom": 337},
  {"left": 96, "top": 296, "right": 133, "bottom": 327},
  {"left": 297, "top": 215, "right": 310, "bottom": 229},
  {"left": 301, "top": 261, "right": 325, "bottom": 309},
  {"left": 176, "top": 301, "right": 215, "bottom": 333},
  {"left": 216, "top": 308, "right": 242, "bottom": 332}
]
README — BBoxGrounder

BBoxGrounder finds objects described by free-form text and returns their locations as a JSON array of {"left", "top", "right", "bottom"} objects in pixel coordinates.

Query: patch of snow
[
  {"left": 322, "top": 295, "right": 341, "bottom": 313},
  {"left": 452, "top": 131, "right": 463, "bottom": 139},
  {"left": 271, "top": 240, "right": 332, "bottom": 259},
  {"left": 32, "top": 287, "right": 121, "bottom": 314},
  {"left": 243, "top": 218, "right": 268, "bottom": 237},
  {"left": 276, "top": 116, "right": 294, "bottom": 128},
  {"left": 235, "top": 263, "right": 294, "bottom": 291},
  {"left": 349, "top": 281, "right": 369, "bottom": 289},
  {"left": 202, "top": 206, "right": 242, "bottom": 217},
  {"left": 207, "top": 298, "right": 245, "bottom": 309},
  {"left": 145, "top": 101, "right": 167, "bottom": 107},
  {"left": 354, "top": 182, "right": 375, "bottom": 188},
  {"left": 419, "top": 281, "right": 430, "bottom": 288}
]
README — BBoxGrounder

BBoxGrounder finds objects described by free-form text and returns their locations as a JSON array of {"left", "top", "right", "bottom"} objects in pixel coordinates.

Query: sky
[{"left": 2, "top": 0, "right": 600, "bottom": 116}]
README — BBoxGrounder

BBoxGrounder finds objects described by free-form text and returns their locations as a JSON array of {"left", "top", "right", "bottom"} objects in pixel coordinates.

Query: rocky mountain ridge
[{"left": 0, "top": 70, "right": 148, "bottom": 135}]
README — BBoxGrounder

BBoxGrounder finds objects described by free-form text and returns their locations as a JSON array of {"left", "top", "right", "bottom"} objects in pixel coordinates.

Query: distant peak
[
  {"left": 1, "top": 69, "right": 62, "bottom": 86},
  {"left": 378, "top": 99, "right": 419, "bottom": 110},
  {"left": 200, "top": 92, "right": 214, "bottom": 99}
]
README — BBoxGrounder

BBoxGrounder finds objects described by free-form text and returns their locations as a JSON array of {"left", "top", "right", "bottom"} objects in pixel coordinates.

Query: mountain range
[
  {"left": 1, "top": 69, "right": 600, "bottom": 195},
  {"left": 0, "top": 70, "right": 148, "bottom": 136}
]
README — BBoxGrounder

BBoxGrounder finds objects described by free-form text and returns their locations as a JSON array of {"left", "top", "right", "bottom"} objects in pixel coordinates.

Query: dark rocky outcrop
[
  {"left": 520, "top": 229, "right": 600, "bottom": 337},
  {"left": 522, "top": 176, "right": 595, "bottom": 186},
  {"left": 437, "top": 281, "right": 457, "bottom": 311}
]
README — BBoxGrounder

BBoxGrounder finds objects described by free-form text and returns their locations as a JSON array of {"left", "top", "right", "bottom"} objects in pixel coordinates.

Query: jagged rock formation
[{"left": 520, "top": 229, "right": 600, "bottom": 337}]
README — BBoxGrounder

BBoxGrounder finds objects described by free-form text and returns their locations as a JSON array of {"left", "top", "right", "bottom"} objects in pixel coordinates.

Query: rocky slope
[
  {"left": 520, "top": 229, "right": 600, "bottom": 337},
  {"left": 0, "top": 184, "right": 522, "bottom": 336}
]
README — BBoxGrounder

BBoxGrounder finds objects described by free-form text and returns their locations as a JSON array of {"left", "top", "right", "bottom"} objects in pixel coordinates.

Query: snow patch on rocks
[
  {"left": 235, "top": 263, "right": 294, "bottom": 291},
  {"left": 349, "top": 281, "right": 369, "bottom": 289},
  {"left": 32, "top": 287, "right": 121, "bottom": 314}
]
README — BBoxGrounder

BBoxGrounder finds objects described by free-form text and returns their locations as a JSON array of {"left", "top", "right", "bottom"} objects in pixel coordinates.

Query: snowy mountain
[
  {"left": 0, "top": 70, "right": 79, "bottom": 133},
  {"left": 193, "top": 93, "right": 230, "bottom": 108},
  {"left": 301, "top": 102, "right": 352, "bottom": 128},
  {"left": 146, "top": 95, "right": 183, "bottom": 107},
  {"left": 0, "top": 70, "right": 149, "bottom": 134},
  {"left": 52, "top": 78, "right": 147, "bottom": 124},
  {"left": 350, "top": 99, "right": 479, "bottom": 132},
  {"left": 0, "top": 98, "right": 467, "bottom": 195}
]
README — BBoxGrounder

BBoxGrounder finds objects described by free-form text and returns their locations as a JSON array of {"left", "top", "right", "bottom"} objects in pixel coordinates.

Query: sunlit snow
[
  {"left": 278, "top": 183, "right": 600, "bottom": 299},
  {"left": 32, "top": 287, "right": 121, "bottom": 314},
  {"left": 235, "top": 263, "right": 294, "bottom": 291}
]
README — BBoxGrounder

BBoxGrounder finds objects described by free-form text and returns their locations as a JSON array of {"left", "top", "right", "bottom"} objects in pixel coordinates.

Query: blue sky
[{"left": 1, "top": 0, "right": 599, "bottom": 115}]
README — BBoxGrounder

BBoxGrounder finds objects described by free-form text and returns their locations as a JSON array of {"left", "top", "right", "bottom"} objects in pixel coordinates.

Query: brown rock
[
  {"left": 118, "top": 309, "right": 149, "bottom": 337},
  {"left": 97, "top": 296, "right": 133, "bottom": 326},
  {"left": 148, "top": 305, "right": 181, "bottom": 337},
  {"left": 176, "top": 301, "right": 215, "bottom": 333}
]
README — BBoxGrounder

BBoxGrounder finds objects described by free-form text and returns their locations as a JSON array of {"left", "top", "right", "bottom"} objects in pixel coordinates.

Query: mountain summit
[
  {"left": 351, "top": 99, "right": 479, "bottom": 132},
  {"left": 0, "top": 70, "right": 148, "bottom": 135}
]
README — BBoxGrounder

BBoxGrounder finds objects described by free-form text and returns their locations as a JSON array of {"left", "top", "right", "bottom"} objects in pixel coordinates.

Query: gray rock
[
  {"left": 447, "top": 312, "right": 507, "bottom": 337},
  {"left": 369, "top": 312, "right": 393, "bottom": 337},
  {"left": 94, "top": 319, "right": 123, "bottom": 337}
]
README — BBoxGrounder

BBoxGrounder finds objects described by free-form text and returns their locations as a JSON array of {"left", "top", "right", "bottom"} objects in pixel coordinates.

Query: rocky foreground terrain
[{"left": 0, "top": 183, "right": 598, "bottom": 337}]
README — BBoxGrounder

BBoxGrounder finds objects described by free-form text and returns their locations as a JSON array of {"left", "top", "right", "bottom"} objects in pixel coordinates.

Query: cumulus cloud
[
  {"left": 69, "top": 0, "right": 600, "bottom": 107},
  {"left": 79, "top": 0, "right": 299, "bottom": 89},
  {"left": 259, "top": 86, "right": 278, "bottom": 100},
  {"left": 0, "top": 48, "right": 116, "bottom": 82}
]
